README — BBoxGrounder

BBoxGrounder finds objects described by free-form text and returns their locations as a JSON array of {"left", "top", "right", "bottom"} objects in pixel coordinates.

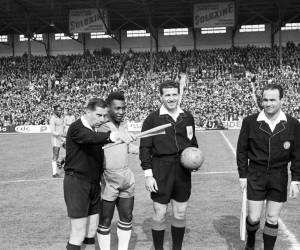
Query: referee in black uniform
[
  {"left": 237, "top": 84, "right": 300, "bottom": 250},
  {"left": 64, "top": 98, "right": 134, "bottom": 250},
  {"left": 140, "top": 81, "right": 198, "bottom": 250}
]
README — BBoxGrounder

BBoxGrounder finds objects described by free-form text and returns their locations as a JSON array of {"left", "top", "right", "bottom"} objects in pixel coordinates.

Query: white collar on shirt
[
  {"left": 257, "top": 110, "right": 287, "bottom": 132},
  {"left": 81, "top": 116, "right": 94, "bottom": 131},
  {"left": 159, "top": 105, "right": 184, "bottom": 121}
]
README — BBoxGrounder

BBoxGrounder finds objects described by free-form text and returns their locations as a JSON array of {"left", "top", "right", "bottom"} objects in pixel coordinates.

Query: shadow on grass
[{"left": 213, "top": 215, "right": 245, "bottom": 250}]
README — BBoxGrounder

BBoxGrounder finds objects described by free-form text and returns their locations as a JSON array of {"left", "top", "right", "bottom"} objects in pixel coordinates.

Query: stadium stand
[{"left": 0, "top": 43, "right": 300, "bottom": 128}]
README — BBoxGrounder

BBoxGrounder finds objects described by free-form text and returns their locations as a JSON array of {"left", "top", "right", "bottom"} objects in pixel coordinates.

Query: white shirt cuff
[
  {"left": 109, "top": 132, "right": 117, "bottom": 142},
  {"left": 291, "top": 181, "right": 300, "bottom": 185},
  {"left": 144, "top": 169, "right": 153, "bottom": 177},
  {"left": 239, "top": 178, "right": 247, "bottom": 181}
]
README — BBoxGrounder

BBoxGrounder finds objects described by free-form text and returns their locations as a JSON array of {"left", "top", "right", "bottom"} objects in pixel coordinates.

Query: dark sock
[
  {"left": 152, "top": 229, "right": 165, "bottom": 250},
  {"left": 263, "top": 222, "right": 278, "bottom": 250},
  {"left": 66, "top": 242, "right": 81, "bottom": 250},
  {"left": 83, "top": 237, "right": 95, "bottom": 245},
  {"left": 171, "top": 225, "right": 185, "bottom": 250},
  {"left": 246, "top": 217, "right": 260, "bottom": 248}
]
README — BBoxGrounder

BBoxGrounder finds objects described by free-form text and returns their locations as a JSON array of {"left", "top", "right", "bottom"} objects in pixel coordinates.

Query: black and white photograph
[{"left": 0, "top": 0, "right": 299, "bottom": 249}]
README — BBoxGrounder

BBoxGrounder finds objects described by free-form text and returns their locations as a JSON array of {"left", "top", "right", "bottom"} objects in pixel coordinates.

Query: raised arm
[{"left": 139, "top": 115, "right": 154, "bottom": 174}]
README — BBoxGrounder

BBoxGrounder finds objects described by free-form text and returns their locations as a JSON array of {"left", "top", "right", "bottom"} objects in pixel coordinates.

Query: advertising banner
[
  {"left": 194, "top": 2, "right": 235, "bottom": 28},
  {"left": 69, "top": 8, "right": 108, "bottom": 33},
  {"left": 0, "top": 126, "right": 15, "bottom": 133},
  {"left": 15, "top": 125, "right": 51, "bottom": 134}
]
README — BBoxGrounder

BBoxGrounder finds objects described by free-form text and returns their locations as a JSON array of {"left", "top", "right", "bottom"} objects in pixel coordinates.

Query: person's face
[
  {"left": 55, "top": 107, "right": 62, "bottom": 117},
  {"left": 88, "top": 106, "right": 108, "bottom": 128},
  {"left": 160, "top": 88, "right": 180, "bottom": 112},
  {"left": 109, "top": 100, "right": 126, "bottom": 123},
  {"left": 262, "top": 89, "right": 282, "bottom": 116}
]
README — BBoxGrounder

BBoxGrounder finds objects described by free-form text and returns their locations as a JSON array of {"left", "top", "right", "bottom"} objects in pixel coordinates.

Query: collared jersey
[
  {"left": 159, "top": 105, "right": 184, "bottom": 122},
  {"left": 140, "top": 108, "right": 198, "bottom": 171},
  {"left": 98, "top": 120, "right": 129, "bottom": 170},
  {"left": 257, "top": 110, "right": 287, "bottom": 132},
  {"left": 237, "top": 112, "right": 300, "bottom": 181}
]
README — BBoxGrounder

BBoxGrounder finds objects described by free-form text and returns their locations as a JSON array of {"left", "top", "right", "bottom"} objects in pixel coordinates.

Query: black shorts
[
  {"left": 151, "top": 156, "right": 191, "bottom": 204},
  {"left": 247, "top": 169, "right": 288, "bottom": 203},
  {"left": 64, "top": 173, "right": 101, "bottom": 218}
]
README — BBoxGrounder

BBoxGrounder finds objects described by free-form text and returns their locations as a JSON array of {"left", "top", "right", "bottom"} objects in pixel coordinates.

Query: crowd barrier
[{"left": 0, "top": 121, "right": 244, "bottom": 134}]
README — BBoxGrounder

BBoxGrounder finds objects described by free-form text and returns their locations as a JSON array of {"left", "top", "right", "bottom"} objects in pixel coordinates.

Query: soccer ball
[{"left": 180, "top": 147, "right": 204, "bottom": 170}]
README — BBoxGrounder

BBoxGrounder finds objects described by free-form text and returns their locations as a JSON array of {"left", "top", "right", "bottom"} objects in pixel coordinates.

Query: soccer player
[
  {"left": 97, "top": 92, "right": 138, "bottom": 250},
  {"left": 237, "top": 84, "right": 300, "bottom": 250},
  {"left": 64, "top": 98, "right": 135, "bottom": 250},
  {"left": 50, "top": 105, "right": 64, "bottom": 177},
  {"left": 139, "top": 81, "right": 198, "bottom": 250},
  {"left": 64, "top": 108, "right": 76, "bottom": 135}
]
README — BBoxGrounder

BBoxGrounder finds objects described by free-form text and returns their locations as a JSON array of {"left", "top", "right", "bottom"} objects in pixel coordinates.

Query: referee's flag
[{"left": 240, "top": 188, "right": 247, "bottom": 241}]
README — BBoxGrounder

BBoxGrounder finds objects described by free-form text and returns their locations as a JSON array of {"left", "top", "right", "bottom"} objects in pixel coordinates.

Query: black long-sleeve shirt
[
  {"left": 64, "top": 118, "right": 111, "bottom": 183},
  {"left": 139, "top": 109, "right": 198, "bottom": 171},
  {"left": 237, "top": 113, "right": 300, "bottom": 181}
]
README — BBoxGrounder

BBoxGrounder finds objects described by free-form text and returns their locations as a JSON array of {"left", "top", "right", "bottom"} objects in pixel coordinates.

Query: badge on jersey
[
  {"left": 283, "top": 141, "right": 291, "bottom": 150},
  {"left": 186, "top": 126, "right": 193, "bottom": 140}
]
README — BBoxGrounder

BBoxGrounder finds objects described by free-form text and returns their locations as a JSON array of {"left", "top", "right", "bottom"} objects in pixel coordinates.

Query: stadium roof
[{"left": 1, "top": 0, "right": 300, "bottom": 35}]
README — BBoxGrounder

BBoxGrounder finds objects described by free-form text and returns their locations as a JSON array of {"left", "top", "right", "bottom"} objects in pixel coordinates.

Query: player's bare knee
[
  {"left": 173, "top": 210, "right": 186, "bottom": 221},
  {"left": 248, "top": 214, "right": 260, "bottom": 224},
  {"left": 248, "top": 210, "right": 261, "bottom": 224},
  {"left": 173, "top": 206, "right": 187, "bottom": 220},
  {"left": 153, "top": 206, "right": 167, "bottom": 222},
  {"left": 266, "top": 213, "right": 279, "bottom": 225}
]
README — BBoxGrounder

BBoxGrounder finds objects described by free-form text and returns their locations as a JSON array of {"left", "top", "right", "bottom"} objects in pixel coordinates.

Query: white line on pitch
[
  {"left": 219, "top": 130, "right": 300, "bottom": 250},
  {"left": 219, "top": 130, "right": 236, "bottom": 157},
  {"left": 279, "top": 218, "right": 300, "bottom": 249},
  {"left": 0, "top": 178, "right": 62, "bottom": 184}
]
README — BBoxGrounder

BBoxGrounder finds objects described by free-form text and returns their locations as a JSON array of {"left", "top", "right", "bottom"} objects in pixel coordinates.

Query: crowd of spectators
[{"left": 0, "top": 42, "right": 300, "bottom": 128}]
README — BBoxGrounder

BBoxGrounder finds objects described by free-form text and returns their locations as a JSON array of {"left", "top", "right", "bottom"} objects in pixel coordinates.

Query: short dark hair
[
  {"left": 159, "top": 80, "right": 180, "bottom": 95},
  {"left": 263, "top": 84, "right": 284, "bottom": 99},
  {"left": 86, "top": 98, "right": 107, "bottom": 110},
  {"left": 53, "top": 105, "right": 61, "bottom": 111},
  {"left": 106, "top": 91, "right": 125, "bottom": 105}
]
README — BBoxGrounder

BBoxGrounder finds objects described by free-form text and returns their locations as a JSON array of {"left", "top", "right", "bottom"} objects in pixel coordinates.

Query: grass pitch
[{"left": 0, "top": 131, "right": 299, "bottom": 250}]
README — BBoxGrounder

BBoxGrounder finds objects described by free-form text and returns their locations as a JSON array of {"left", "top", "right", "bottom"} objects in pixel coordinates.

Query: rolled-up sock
[
  {"left": 117, "top": 220, "right": 132, "bottom": 250},
  {"left": 52, "top": 160, "right": 57, "bottom": 175},
  {"left": 263, "top": 222, "right": 278, "bottom": 250},
  {"left": 97, "top": 225, "right": 111, "bottom": 250},
  {"left": 171, "top": 217, "right": 186, "bottom": 250},
  {"left": 152, "top": 218, "right": 166, "bottom": 250}
]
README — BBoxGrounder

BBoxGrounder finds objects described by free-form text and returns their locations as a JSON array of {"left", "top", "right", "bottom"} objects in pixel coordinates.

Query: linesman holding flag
[{"left": 237, "top": 84, "right": 300, "bottom": 250}]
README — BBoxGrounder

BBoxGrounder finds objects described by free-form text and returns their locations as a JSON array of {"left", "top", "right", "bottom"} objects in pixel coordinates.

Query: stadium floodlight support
[
  {"left": 95, "top": 0, "right": 124, "bottom": 49},
  {"left": 273, "top": 0, "right": 288, "bottom": 68},
  {"left": 141, "top": 0, "right": 158, "bottom": 53},
  {"left": 231, "top": 0, "right": 240, "bottom": 47}
]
